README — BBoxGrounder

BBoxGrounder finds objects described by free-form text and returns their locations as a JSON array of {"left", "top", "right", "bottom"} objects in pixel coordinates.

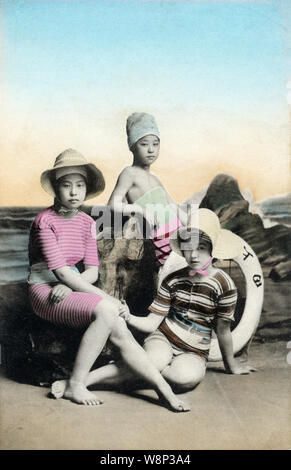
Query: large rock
[
  {"left": 269, "top": 259, "right": 291, "bottom": 281},
  {"left": 97, "top": 237, "right": 156, "bottom": 315},
  {"left": 200, "top": 174, "right": 291, "bottom": 278},
  {"left": 200, "top": 174, "right": 245, "bottom": 211}
]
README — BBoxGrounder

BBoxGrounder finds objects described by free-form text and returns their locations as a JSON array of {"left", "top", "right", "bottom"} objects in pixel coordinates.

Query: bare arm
[
  {"left": 80, "top": 265, "right": 99, "bottom": 284},
  {"left": 216, "top": 318, "right": 236, "bottom": 372},
  {"left": 216, "top": 318, "right": 257, "bottom": 374},
  {"left": 49, "top": 265, "right": 102, "bottom": 304},
  {"left": 128, "top": 312, "right": 164, "bottom": 333},
  {"left": 53, "top": 265, "right": 105, "bottom": 296},
  {"left": 119, "top": 303, "right": 164, "bottom": 334},
  {"left": 107, "top": 168, "right": 143, "bottom": 216}
]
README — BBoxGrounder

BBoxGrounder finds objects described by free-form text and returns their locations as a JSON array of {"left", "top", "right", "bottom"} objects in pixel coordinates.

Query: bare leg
[
  {"left": 53, "top": 308, "right": 190, "bottom": 411},
  {"left": 143, "top": 336, "right": 206, "bottom": 392},
  {"left": 86, "top": 340, "right": 205, "bottom": 394},
  {"left": 85, "top": 336, "right": 174, "bottom": 389},
  {"left": 107, "top": 319, "right": 190, "bottom": 412},
  {"left": 81, "top": 324, "right": 190, "bottom": 411},
  {"left": 86, "top": 361, "right": 134, "bottom": 388},
  {"left": 53, "top": 360, "right": 144, "bottom": 397},
  {"left": 51, "top": 363, "right": 129, "bottom": 404},
  {"left": 51, "top": 298, "right": 120, "bottom": 405},
  {"left": 161, "top": 354, "right": 206, "bottom": 392},
  {"left": 143, "top": 336, "right": 174, "bottom": 371}
]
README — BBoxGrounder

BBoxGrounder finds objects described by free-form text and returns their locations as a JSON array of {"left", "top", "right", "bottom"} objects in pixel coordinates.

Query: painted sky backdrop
[{"left": 1, "top": 0, "right": 290, "bottom": 206}]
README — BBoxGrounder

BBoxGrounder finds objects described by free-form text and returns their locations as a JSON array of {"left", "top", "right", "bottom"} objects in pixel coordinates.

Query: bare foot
[
  {"left": 166, "top": 395, "right": 191, "bottom": 412},
  {"left": 51, "top": 380, "right": 103, "bottom": 406},
  {"left": 157, "top": 386, "right": 191, "bottom": 412},
  {"left": 51, "top": 380, "right": 67, "bottom": 398}
]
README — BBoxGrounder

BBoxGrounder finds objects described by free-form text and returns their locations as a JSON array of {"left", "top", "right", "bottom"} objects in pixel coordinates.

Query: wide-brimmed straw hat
[
  {"left": 40, "top": 148, "right": 105, "bottom": 200},
  {"left": 170, "top": 208, "right": 243, "bottom": 260}
]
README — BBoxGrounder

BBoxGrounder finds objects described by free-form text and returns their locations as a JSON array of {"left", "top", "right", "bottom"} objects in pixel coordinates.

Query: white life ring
[
  {"left": 159, "top": 238, "right": 264, "bottom": 362},
  {"left": 209, "top": 239, "right": 264, "bottom": 361}
]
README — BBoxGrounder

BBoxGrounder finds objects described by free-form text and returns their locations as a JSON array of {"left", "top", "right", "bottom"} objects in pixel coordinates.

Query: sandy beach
[
  {"left": 0, "top": 274, "right": 290, "bottom": 450},
  {"left": 0, "top": 340, "right": 290, "bottom": 450}
]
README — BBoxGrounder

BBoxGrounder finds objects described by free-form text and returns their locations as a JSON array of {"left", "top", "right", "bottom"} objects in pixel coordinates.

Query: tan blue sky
[{"left": 1, "top": 0, "right": 290, "bottom": 206}]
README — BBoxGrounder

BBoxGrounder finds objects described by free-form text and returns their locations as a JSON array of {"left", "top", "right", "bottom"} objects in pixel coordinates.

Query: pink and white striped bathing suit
[
  {"left": 28, "top": 207, "right": 103, "bottom": 329},
  {"left": 134, "top": 187, "right": 181, "bottom": 266}
]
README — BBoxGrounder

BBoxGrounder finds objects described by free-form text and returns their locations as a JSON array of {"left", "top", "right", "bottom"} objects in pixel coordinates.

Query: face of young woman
[
  {"left": 183, "top": 240, "right": 212, "bottom": 271},
  {"left": 132, "top": 135, "right": 160, "bottom": 167},
  {"left": 56, "top": 174, "right": 87, "bottom": 209}
]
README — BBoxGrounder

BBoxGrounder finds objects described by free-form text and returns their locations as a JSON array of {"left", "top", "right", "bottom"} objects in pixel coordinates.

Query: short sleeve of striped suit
[
  {"left": 36, "top": 223, "right": 67, "bottom": 271},
  {"left": 148, "top": 279, "right": 172, "bottom": 316},
  {"left": 216, "top": 282, "right": 237, "bottom": 322}
]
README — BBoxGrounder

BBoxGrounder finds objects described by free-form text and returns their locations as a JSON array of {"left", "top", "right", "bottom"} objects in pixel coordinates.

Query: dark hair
[
  {"left": 51, "top": 172, "right": 88, "bottom": 199},
  {"left": 178, "top": 228, "right": 213, "bottom": 253}
]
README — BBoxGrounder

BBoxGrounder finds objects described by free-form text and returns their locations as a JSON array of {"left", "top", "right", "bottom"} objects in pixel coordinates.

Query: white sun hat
[
  {"left": 40, "top": 148, "right": 105, "bottom": 200},
  {"left": 170, "top": 208, "right": 243, "bottom": 260}
]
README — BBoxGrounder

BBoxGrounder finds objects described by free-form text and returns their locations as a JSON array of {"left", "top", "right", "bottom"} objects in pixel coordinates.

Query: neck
[
  {"left": 133, "top": 161, "right": 151, "bottom": 172},
  {"left": 188, "top": 257, "right": 214, "bottom": 277},
  {"left": 53, "top": 200, "right": 79, "bottom": 217}
]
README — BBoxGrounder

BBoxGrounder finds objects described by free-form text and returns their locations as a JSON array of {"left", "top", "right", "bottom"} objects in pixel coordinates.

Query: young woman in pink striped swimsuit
[{"left": 28, "top": 148, "right": 188, "bottom": 411}]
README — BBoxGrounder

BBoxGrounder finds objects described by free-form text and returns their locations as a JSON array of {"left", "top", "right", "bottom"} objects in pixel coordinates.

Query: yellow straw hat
[
  {"left": 170, "top": 208, "right": 243, "bottom": 260},
  {"left": 40, "top": 148, "right": 105, "bottom": 200}
]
